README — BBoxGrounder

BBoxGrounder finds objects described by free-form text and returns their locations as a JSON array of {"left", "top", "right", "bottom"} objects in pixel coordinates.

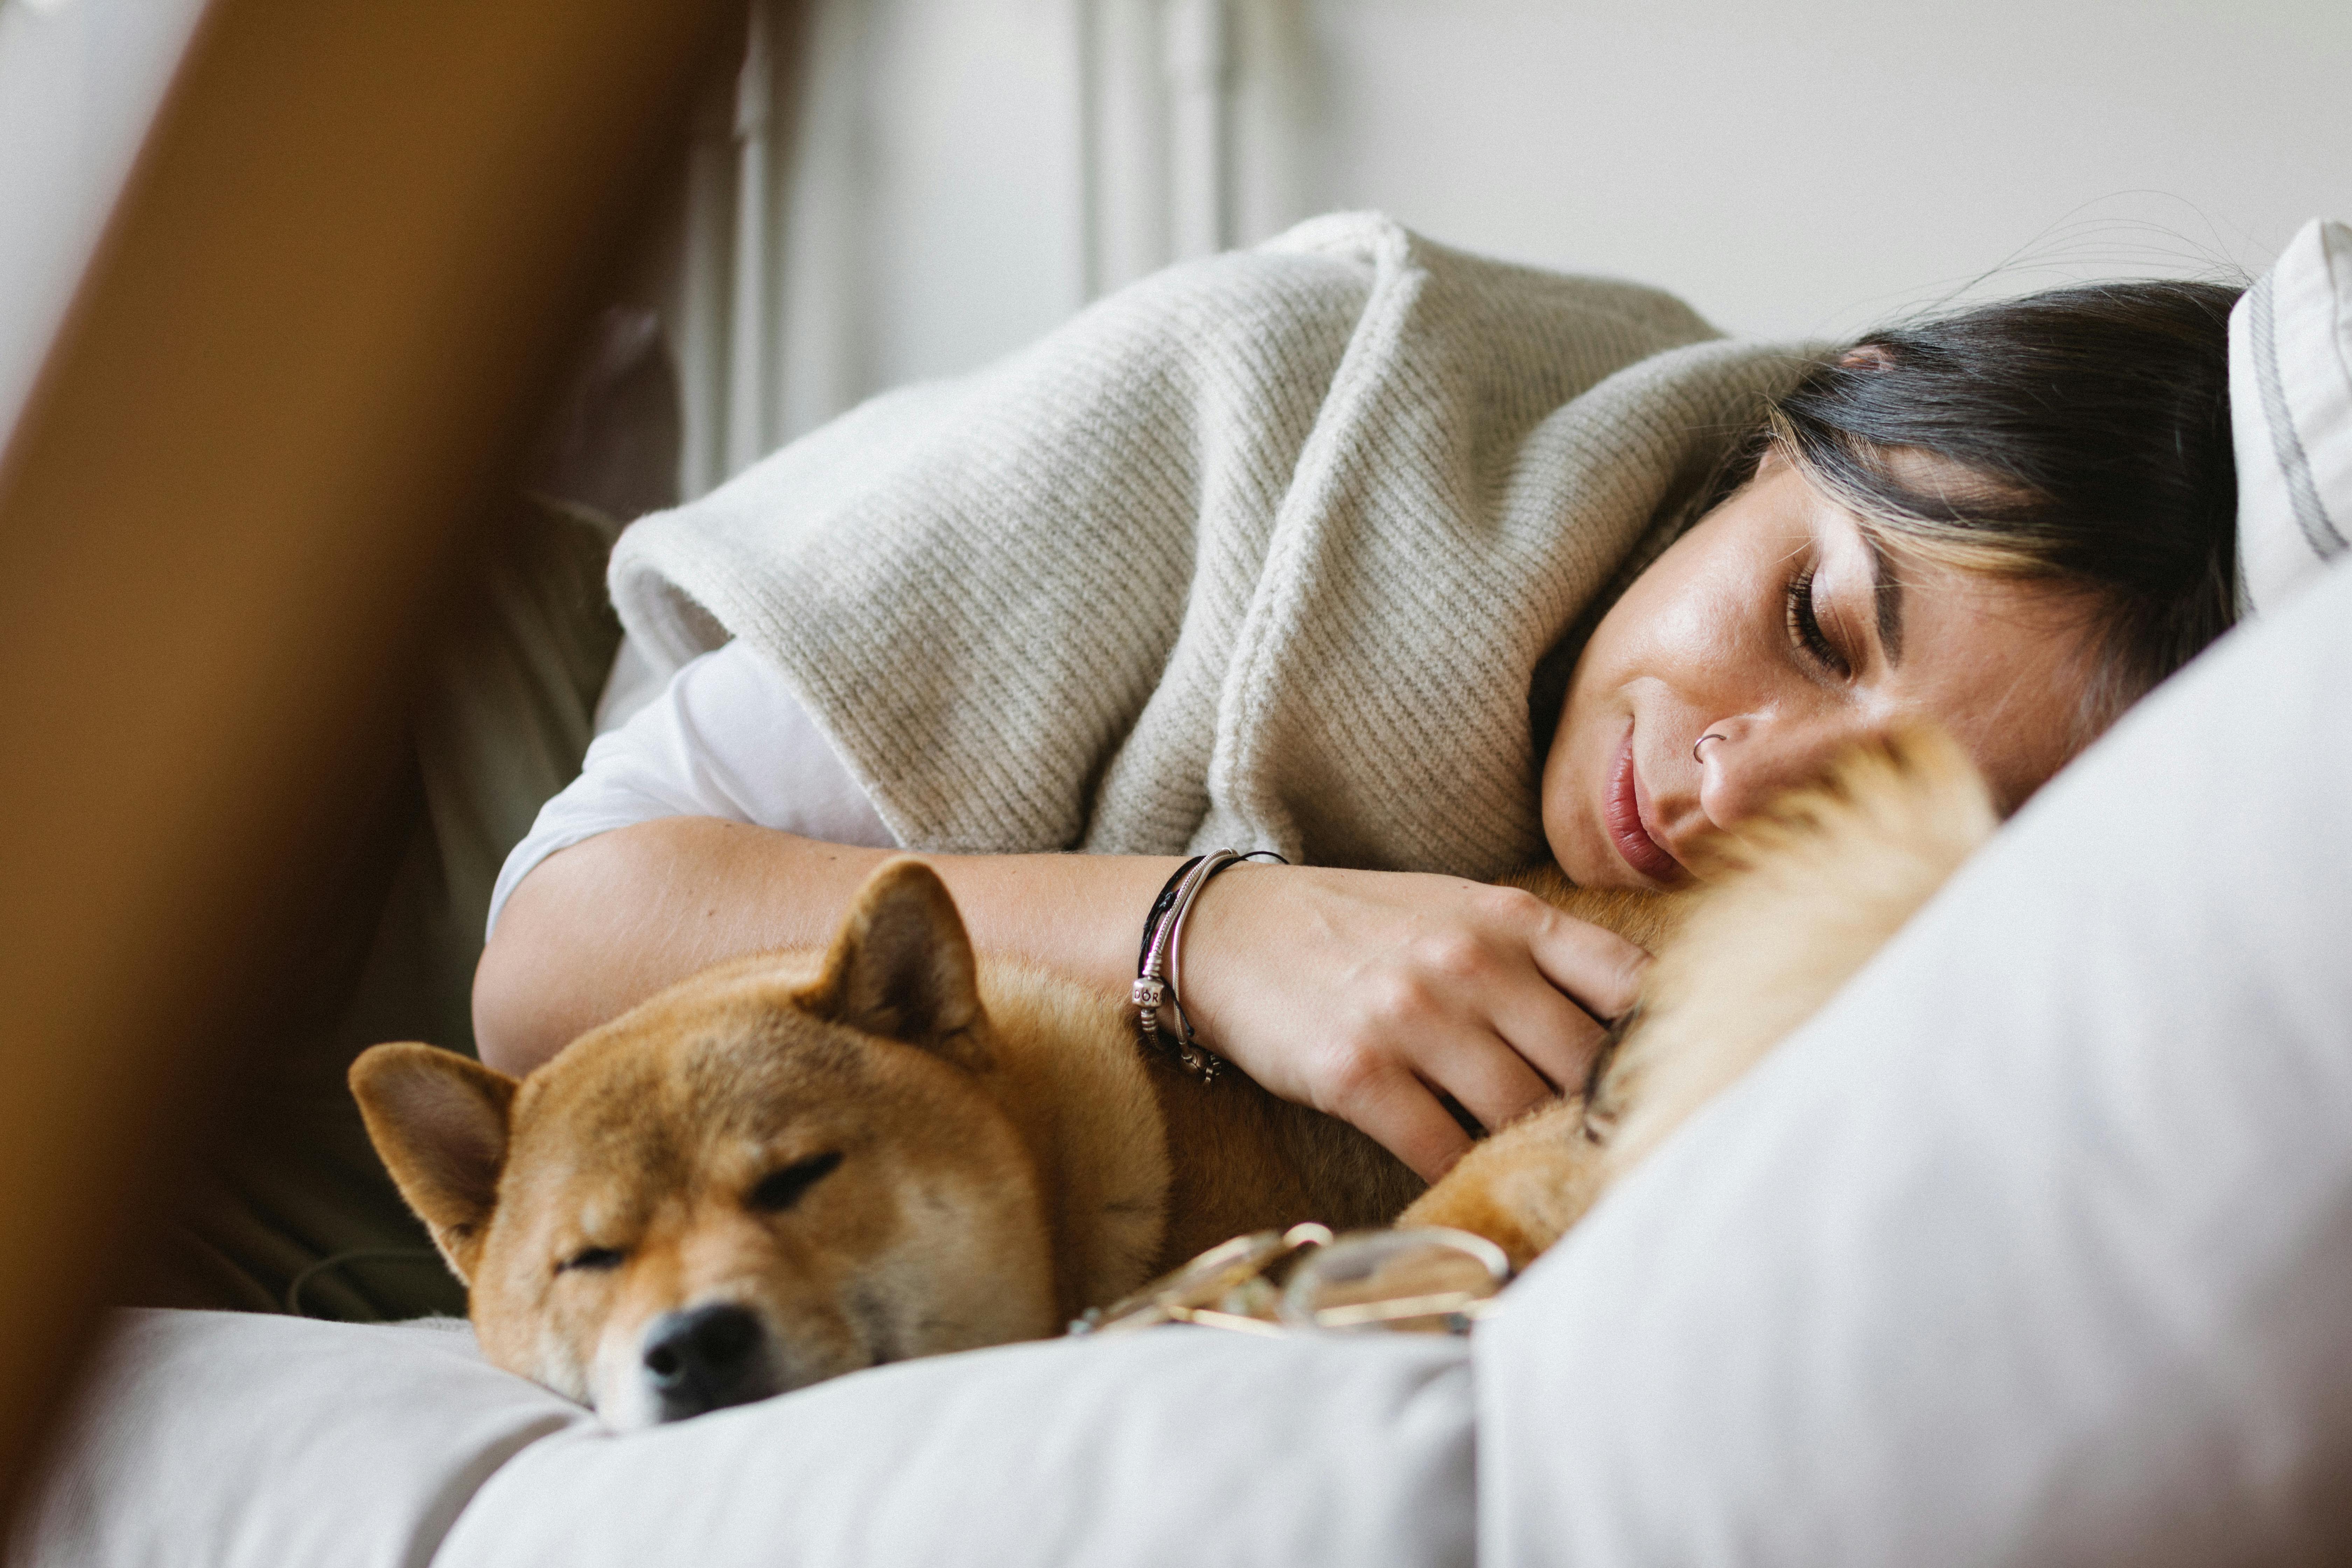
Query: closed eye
[
  {"left": 1784, "top": 566, "right": 1851, "bottom": 678},
  {"left": 748, "top": 1151, "right": 844, "bottom": 1213},
  {"left": 557, "top": 1245, "right": 625, "bottom": 1275}
]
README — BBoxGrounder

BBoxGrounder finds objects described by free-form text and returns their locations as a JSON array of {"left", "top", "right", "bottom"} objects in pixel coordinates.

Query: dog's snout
[{"left": 640, "top": 1303, "right": 771, "bottom": 1421}]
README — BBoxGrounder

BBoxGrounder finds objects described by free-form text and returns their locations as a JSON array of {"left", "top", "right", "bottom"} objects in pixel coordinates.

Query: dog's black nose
[{"left": 641, "top": 1303, "right": 770, "bottom": 1421}]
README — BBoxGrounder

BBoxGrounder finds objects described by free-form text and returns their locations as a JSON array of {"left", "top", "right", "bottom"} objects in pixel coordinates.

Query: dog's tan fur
[
  {"left": 1400, "top": 724, "right": 1996, "bottom": 1264},
  {"left": 354, "top": 725, "right": 1990, "bottom": 1421}
]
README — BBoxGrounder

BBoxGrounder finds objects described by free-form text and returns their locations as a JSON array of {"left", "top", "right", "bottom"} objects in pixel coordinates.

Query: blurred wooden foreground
[{"left": 0, "top": 0, "right": 738, "bottom": 1524}]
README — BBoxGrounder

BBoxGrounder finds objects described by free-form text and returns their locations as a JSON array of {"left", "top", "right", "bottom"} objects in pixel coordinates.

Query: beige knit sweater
[{"left": 610, "top": 214, "right": 1808, "bottom": 879}]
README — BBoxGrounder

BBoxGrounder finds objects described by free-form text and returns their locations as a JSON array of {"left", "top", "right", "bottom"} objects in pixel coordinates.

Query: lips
[{"left": 1604, "top": 728, "right": 1685, "bottom": 884}]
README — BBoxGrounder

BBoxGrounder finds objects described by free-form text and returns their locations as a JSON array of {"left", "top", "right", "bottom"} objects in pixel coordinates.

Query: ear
[
  {"left": 801, "top": 858, "right": 990, "bottom": 1069},
  {"left": 349, "top": 1043, "right": 518, "bottom": 1283}
]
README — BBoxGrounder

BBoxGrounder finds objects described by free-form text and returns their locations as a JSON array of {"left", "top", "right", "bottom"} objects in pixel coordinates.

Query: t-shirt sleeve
[{"left": 484, "top": 638, "right": 897, "bottom": 938}]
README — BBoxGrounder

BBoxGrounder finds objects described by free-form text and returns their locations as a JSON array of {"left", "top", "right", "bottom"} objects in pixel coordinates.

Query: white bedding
[{"left": 17, "top": 1310, "right": 1473, "bottom": 1568}]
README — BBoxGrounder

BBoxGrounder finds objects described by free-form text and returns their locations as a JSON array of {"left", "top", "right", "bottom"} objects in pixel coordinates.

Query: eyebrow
[{"left": 1862, "top": 530, "right": 1906, "bottom": 666}]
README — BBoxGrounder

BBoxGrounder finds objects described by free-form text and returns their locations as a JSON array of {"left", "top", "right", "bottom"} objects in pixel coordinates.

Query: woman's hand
[{"left": 1175, "top": 865, "right": 1651, "bottom": 1182}]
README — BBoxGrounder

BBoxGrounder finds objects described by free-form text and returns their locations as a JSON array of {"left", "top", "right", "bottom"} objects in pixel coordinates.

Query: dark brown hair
[{"left": 1765, "top": 279, "right": 2242, "bottom": 737}]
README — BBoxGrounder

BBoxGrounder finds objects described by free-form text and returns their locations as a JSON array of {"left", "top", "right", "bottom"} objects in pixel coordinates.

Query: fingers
[
  {"left": 1413, "top": 885, "right": 1634, "bottom": 1094},
  {"left": 1337, "top": 1065, "right": 1479, "bottom": 1183},
  {"left": 1415, "top": 1022, "right": 1558, "bottom": 1134},
  {"left": 1524, "top": 906, "right": 1651, "bottom": 1023},
  {"left": 1328, "top": 1015, "right": 1572, "bottom": 1181},
  {"left": 1482, "top": 981, "right": 1611, "bottom": 1094}
]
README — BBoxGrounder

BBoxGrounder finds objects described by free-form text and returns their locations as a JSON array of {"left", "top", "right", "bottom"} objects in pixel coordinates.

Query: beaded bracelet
[
  {"left": 1132, "top": 848, "right": 1287, "bottom": 1078},
  {"left": 1132, "top": 855, "right": 1206, "bottom": 1042}
]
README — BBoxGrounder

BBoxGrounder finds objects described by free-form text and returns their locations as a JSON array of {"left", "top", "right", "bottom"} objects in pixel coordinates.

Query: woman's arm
[
  {"left": 474, "top": 819, "right": 1164, "bottom": 1071},
  {"left": 476, "top": 821, "right": 1648, "bottom": 1181}
]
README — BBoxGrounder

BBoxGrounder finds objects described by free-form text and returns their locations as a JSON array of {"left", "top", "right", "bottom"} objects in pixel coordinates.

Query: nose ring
[{"left": 1693, "top": 732, "right": 1726, "bottom": 764}]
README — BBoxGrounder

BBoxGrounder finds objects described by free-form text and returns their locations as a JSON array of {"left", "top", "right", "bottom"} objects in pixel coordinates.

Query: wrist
[{"left": 1154, "top": 857, "right": 1280, "bottom": 1062}]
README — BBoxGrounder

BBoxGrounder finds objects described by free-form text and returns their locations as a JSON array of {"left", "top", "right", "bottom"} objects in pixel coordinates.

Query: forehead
[{"left": 509, "top": 995, "right": 873, "bottom": 1169}]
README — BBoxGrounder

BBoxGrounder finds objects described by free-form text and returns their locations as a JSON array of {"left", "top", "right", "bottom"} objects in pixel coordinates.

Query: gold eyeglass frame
[{"left": 1068, "top": 1223, "right": 1512, "bottom": 1339}]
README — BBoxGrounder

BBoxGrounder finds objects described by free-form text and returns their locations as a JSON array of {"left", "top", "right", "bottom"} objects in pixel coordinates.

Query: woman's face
[{"left": 1542, "top": 450, "right": 2099, "bottom": 889}]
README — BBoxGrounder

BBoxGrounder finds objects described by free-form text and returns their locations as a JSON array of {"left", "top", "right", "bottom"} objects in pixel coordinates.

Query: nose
[
  {"left": 640, "top": 1302, "right": 771, "bottom": 1421},
  {"left": 1695, "top": 714, "right": 1872, "bottom": 830}
]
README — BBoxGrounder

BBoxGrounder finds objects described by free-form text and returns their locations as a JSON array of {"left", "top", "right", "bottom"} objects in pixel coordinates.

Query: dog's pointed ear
[
  {"left": 803, "top": 858, "right": 990, "bottom": 1069},
  {"left": 349, "top": 1043, "right": 518, "bottom": 1282}
]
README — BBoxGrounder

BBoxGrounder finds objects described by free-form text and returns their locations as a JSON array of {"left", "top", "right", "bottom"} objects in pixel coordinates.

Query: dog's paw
[{"left": 1398, "top": 1097, "right": 1604, "bottom": 1273}]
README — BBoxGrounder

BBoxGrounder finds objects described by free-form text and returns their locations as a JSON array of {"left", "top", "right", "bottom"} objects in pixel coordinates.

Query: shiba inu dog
[
  {"left": 352, "top": 726, "right": 1988, "bottom": 1425},
  {"left": 352, "top": 862, "right": 1426, "bottom": 1427}
]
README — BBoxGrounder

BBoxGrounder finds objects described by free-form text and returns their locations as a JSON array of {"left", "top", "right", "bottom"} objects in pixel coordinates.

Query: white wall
[
  {"left": 0, "top": 0, "right": 213, "bottom": 464},
  {"left": 6, "top": 0, "right": 2342, "bottom": 482},
  {"left": 715, "top": 0, "right": 2348, "bottom": 460},
  {"left": 688, "top": 0, "right": 1093, "bottom": 466},
  {"left": 24, "top": 0, "right": 2308, "bottom": 480},
  {"left": 1288, "top": 0, "right": 2350, "bottom": 339}
]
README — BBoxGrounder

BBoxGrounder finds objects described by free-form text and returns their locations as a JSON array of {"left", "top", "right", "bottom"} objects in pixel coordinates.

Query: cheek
[
  {"left": 864, "top": 1166, "right": 1058, "bottom": 1352},
  {"left": 1556, "top": 557, "right": 1758, "bottom": 761},
  {"left": 1537, "top": 703, "right": 1595, "bottom": 850},
  {"left": 469, "top": 1241, "right": 600, "bottom": 1405},
  {"left": 1647, "top": 564, "right": 1773, "bottom": 688},
  {"left": 1926, "top": 656, "right": 2096, "bottom": 811},
  {"left": 1572, "top": 526, "right": 1760, "bottom": 700}
]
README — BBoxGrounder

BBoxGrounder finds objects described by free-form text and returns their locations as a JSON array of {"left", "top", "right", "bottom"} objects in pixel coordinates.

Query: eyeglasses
[{"left": 1067, "top": 1223, "right": 1512, "bottom": 1339}]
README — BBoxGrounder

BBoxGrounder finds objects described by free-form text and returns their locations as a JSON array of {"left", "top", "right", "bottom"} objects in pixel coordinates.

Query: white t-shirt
[{"left": 485, "top": 639, "right": 896, "bottom": 937}]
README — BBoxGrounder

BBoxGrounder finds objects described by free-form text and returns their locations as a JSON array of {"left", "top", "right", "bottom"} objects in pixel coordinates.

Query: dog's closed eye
[
  {"left": 748, "top": 1151, "right": 844, "bottom": 1213},
  {"left": 558, "top": 1245, "right": 625, "bottom": 1274}
]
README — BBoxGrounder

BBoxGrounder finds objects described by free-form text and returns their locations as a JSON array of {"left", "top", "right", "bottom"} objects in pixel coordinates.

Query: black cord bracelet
[
  {"left": 1131, "top": 848, "right": 1287, "bottom": 1079},
  {"left": 1135, "top": 856, "right": 1206, "bottom": 980}
]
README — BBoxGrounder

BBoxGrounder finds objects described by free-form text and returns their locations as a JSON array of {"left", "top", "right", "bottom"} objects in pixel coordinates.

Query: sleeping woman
[{"left": 474, "top": 216, "right": 2239, "bottom": 1184}]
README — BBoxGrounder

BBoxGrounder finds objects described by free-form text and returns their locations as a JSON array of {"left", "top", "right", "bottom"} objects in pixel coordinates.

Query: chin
[
  {"left": 1537, "top": 813, "right": 1614, "bottom": 890},
  {"left": 1538, "top": 748, "right": 1614, "bottom": 887}
]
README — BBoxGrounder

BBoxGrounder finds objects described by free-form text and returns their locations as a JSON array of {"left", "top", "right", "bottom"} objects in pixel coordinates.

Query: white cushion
[
  {"left": 2231, "top": 217, "right": 2352, "bottom": 617},
  {"left": 14, "top": 1308, "right": 1470, "bottom": 1568},
  {"left": 8, "top": 1311, "right": 589, "bottom": 1568},
  {"left": 1479, "top": 550, "right": 2352, "bottom": 1564},
  {"left": 436, "top": 1330, "right": 1470, "bottom": 1568}
]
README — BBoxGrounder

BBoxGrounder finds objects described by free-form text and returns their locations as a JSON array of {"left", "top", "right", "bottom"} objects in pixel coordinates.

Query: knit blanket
[{"left": 610, "top": 214, "right": 1808, "bottom": 879}]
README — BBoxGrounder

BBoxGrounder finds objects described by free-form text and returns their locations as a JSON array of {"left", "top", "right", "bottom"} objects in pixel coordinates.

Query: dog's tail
[{"left": 1596, "top": 723, "right": 1998, "bottom": 1181}]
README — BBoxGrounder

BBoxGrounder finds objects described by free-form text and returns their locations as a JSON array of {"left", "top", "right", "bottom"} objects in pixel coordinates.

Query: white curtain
[
  {"left": 659, "top": 0, "right": 1319, "bottom": 501},
  {"left": 651, "top": 0, "right": 2343, "bottom": 512}
]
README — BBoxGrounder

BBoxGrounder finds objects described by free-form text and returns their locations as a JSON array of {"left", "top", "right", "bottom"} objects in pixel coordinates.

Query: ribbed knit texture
[{"left": 610, "top": 214, "right": 1810, "bottom": 878}]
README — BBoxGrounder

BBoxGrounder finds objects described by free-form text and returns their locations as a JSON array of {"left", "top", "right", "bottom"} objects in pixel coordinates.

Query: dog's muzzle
[{"left": 639, "top": 1302, "right": 775, "bottom": 1422}]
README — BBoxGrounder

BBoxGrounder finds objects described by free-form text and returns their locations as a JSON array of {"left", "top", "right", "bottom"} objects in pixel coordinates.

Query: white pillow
[
  {"left": 13, "top": 1308, "right": 1474, "bottom": 1568},
  {"left": 7, "top": 1312, "right": 590, "bottom": 1568},
  {"left": 436, "top": 1329, "right": 1472, "bottom": 1568},
  {"left": 1478, "top": 548, "right": 2352, "bottom": 1563},
  {"left": 2231, "top": 217, "right": 2352, "bottom": 617}
]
